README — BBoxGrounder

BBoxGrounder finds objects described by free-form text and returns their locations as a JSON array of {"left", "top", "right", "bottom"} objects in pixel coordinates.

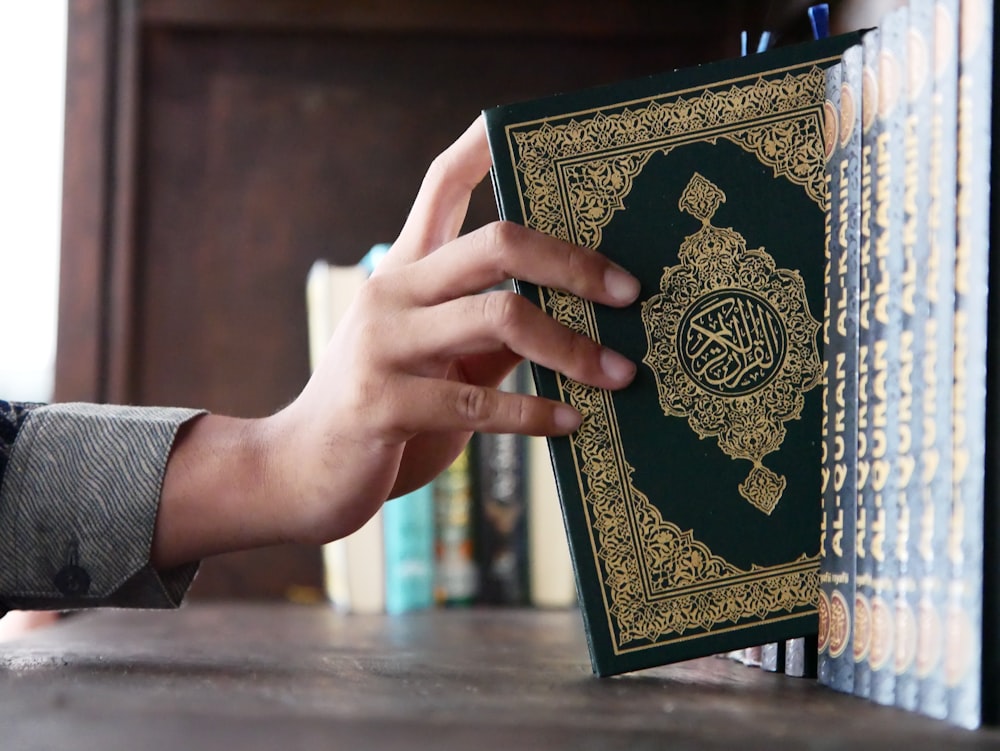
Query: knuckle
[
  {"left": 564, "top": 242, "right": 595, "bottom": 286},
  {"left": 358, "top": 273, "right": 389, "bottom": 305},
  {"left": 457, "top": 384, "right": 493, "bottom": 424},
  {"left": 424, "top": 150, "right": 455, "bottom": 187},
  {"left": 476, "top": 221, "right": 522, "bottom": 266},
  {"left": 481, "top": 289, "right": 522, "bottom": 331}
]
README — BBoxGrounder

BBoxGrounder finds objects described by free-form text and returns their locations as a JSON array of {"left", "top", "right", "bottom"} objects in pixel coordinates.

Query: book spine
[
  {"left": 474, "top": 362, "right": 530, "bottom": 605},
  {"left": 947, "top": 0, "right": 993, "bottom": 729},
  {"left": 868, "top": 8, "right": 909, "bottom": 708},
  {"left": 915, "top": 2, "right": 959, "bottom": 721},
  {"left": 819, "top": 60, "right": 854, "bottom": 694},
  {"left": 853, "top": 28, "right": 881, "bottom": 701},
  {"left": 838, "top": 45, "right": 864, "bottom": 694},
  {"left": 894, "top": 0, "right": 934, "bottom": 713},
  {"left": 433, "top": 444, "right": 477, "bottom": 606},
  {"left": 383, "top": 483, "right": 436, "bottom": 615}
]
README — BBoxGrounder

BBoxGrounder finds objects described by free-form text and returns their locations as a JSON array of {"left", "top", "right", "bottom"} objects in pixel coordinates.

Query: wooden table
[{"left": 1, "top": 604, "right": 998, "bottom": 749}]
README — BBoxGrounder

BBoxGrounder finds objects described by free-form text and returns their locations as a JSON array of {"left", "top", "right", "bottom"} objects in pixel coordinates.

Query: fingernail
[
  {"left": 604, "top": 266, "right": 640, "bottom": 304},
  {"left": 554, "top": 405, "right": 583, "bottom": 433},
  {"left": 601, "top": 348, "right": 637, "bottom": 384}
]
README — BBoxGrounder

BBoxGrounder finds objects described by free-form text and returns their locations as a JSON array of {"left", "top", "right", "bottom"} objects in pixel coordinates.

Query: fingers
[
  {"left": 399, "top": 221, "right": 641, "bottom": 309},
  {"left": 393, "top": 290, "right": 636, "bottom": 391},
  {"left": 386, "top": 116, "right": 491, "bottom": 269},
  {"left": 384, "top": 375, "right": 583, "bottom": 437}
]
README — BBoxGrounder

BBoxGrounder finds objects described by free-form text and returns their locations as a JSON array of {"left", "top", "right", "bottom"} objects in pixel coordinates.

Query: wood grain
[{"left": 1, "top": 605, "right": 997, "bottom": 749}]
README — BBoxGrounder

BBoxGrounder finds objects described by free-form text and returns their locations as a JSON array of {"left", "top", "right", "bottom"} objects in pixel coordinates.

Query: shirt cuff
[{"left": 0, "top": 403, "right": 205, "bottom": 610}]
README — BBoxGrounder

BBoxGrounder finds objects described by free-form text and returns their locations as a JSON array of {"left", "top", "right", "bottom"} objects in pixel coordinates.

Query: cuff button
[{"left": 54, "top": 565, "right": 91, "bottom": 596}]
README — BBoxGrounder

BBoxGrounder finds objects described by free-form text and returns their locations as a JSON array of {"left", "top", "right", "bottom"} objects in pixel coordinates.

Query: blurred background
[{"left": 0, "top": 3, "right": 67, "bottom": 403}]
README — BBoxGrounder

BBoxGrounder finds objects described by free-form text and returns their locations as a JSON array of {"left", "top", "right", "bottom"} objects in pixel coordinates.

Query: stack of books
[{"left": 814, "top": 0, "right": 996, "bottom": 730}]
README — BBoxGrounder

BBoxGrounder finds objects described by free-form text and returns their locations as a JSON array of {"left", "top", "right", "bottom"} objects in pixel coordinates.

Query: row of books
[
  {"left": 304, "top": 250, "right": 578, "bottom": 616},
  {"left": 817, "top": 0, "right": 995, "bottom": 730}
]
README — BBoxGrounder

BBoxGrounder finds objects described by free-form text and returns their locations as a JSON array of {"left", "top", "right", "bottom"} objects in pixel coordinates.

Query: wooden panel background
[{"left": 56, "top": 0, "right": 811, "bottom": 599}]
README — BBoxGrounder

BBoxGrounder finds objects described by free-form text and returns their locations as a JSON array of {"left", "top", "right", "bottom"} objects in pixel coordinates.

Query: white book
[
  {"left": 306, "top": 259, "right": 384, "bottom": 614},
  {"left": 527, "top": 403, "right": 577, "bottom": 609}
]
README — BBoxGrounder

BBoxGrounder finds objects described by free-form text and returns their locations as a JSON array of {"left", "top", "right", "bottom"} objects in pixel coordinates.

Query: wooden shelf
[{"left": 2, "top": 604, "right": 997, "bottom": 748}]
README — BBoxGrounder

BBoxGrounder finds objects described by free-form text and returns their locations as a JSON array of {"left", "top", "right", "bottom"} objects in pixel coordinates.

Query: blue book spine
[{"left": 383, "top": 483, "right": 436, "bottom": 615}]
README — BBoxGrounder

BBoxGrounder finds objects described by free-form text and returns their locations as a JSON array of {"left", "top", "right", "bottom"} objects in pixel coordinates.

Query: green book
[{"left": 484, "top": 31, "right": 864, "bottom": 676}]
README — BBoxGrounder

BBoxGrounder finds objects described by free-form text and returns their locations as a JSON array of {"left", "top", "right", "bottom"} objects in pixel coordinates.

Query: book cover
[
  {"left": 895, "top": 0, "right": 934, "bottom": 713},
  {"left": 853, "top": 26, "right": 882, "bottom": 701},
  {"left": 818, "top": 59, "right": 852, "bottom": 693},
  {"left": 947, "top": 0, "right": 994, "bottom": 730},
  {"left": 485, "top": 31, "right": 863, "bottom": 676},
  {"left": 915, "top": 0, "right": 959, "bottom": 721}
]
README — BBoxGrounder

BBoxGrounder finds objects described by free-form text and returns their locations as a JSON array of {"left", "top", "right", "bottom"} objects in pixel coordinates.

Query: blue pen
[{"left": 808, "top": 3, "right": 830, "bottom": 40}]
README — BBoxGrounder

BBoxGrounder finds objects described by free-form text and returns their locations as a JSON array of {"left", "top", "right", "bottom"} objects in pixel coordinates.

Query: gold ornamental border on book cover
[{"left": 504, "top": 63, "right": 831, "bottom": 653}]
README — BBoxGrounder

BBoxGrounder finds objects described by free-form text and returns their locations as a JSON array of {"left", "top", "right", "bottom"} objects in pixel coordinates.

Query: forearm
[{"left": 152, "top": 413, "right": 290, "bottom": 570}]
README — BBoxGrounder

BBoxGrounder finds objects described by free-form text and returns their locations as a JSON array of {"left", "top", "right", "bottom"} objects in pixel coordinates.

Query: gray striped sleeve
[{"left": 0, "top": 403, "right": 205, "bottom": 610}]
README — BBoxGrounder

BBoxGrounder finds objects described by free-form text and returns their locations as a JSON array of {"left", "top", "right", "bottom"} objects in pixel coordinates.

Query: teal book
[
  {"left": 485, "top": 31, "right": 863, "bottom": 676},
  {"left": 383, "top": 482, "right": 436, "bottom": 615}
]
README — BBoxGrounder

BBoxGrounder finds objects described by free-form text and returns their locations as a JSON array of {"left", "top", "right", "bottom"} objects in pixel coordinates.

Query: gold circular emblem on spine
[
  {"left": 915, "top": 595, "right": 943, "bottom": 678},
  {"left": 823, "top": 99, "right": 839, "bottom": 161},
  {"left": 862, "top": 66, "right": 879, "bottom": 133},
  {"left": 818, "top": 589, "right": 832, "bottom": 654},
  {"left": 869, "top": 595, "right": 895, "bottom": 671},
  {"left": 828, "top": 589, "right": 852, "bottom": 658},
  {"left": 839, "top": 84, "right": 855, "bottom": 148},
  {"left": 934, "top": 4, "right": 956, "bottom": 78},
  {"left": 878, "top": 51, "right": 901, "bottom": 121},
  {"left": 854, "top": 592, "right": 873, "bottom": 662},
  {"left": 894, "top": 599, "right": 918, "bottom": 674},
  {"left": 944, "top": 603, "right": 975, "bottom": 687},
  {"left": 908, "top": 29, "right": 929, "bottom": 102},
  {"left": 960, "top": 0, "right": 987, "bottom": 63}
]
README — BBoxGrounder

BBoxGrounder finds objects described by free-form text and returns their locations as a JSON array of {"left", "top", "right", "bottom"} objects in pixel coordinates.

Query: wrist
[{"left": 152, "top": 413, "right": 286, "bottom": 568}]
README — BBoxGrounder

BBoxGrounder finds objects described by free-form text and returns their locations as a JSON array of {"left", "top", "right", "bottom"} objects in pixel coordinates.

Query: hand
[{"left": 153, "top": 117, "right": 639, "bottom": 566}]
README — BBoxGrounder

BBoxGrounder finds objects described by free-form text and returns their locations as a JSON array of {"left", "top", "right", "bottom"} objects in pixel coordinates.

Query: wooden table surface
[{"left": 1, "top": 603, "right": 998, "bottom": 750}]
